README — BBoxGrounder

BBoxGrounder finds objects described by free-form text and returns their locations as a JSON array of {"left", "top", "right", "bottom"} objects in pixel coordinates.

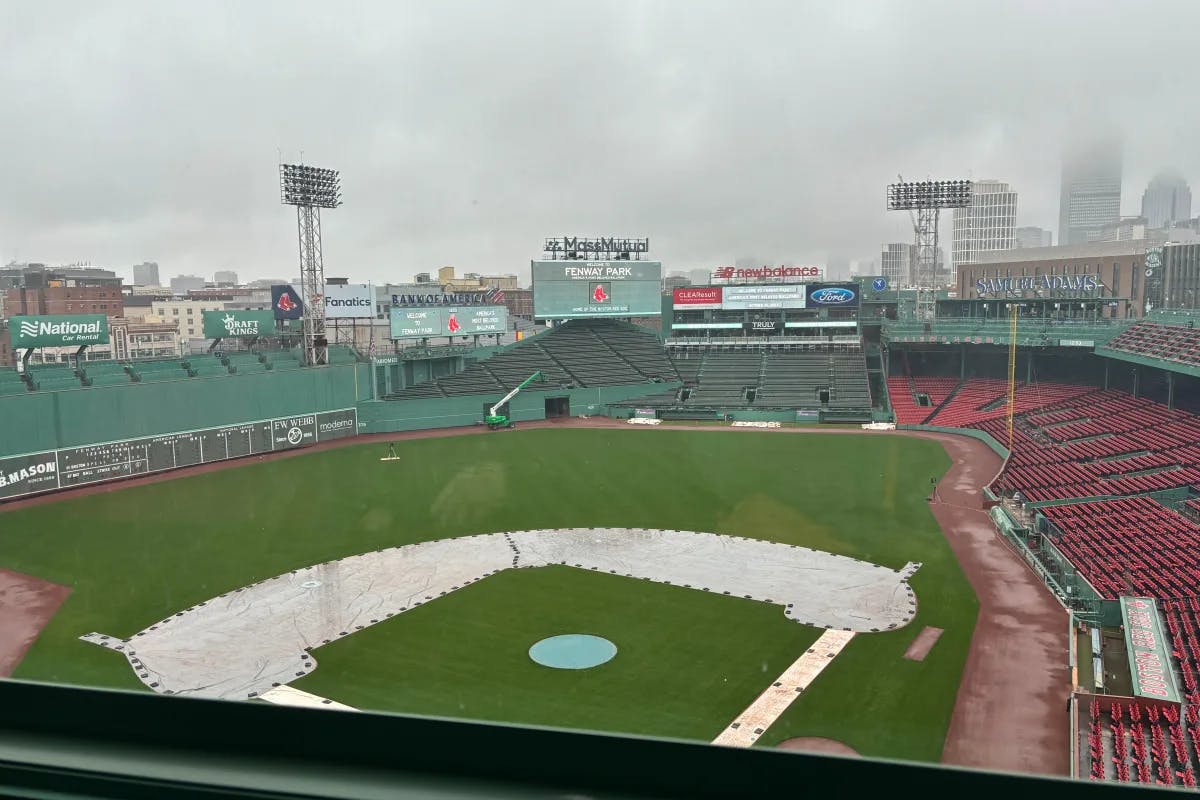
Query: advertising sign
[
  {"left": 531, "top": 260, "right": 662, "bottom": 319},
  {"left": 388, "top": 287, "right": 504, "bottom": 307},
  {"left": 271, "top": 285, "right": 304, "bottom": 320},
  {"left": 388, "top": 305, "right": 508, "bottom": 339},
  {"left": 1121, "top": 597, "right": 1180, "bottom": 702},
  {"left": 711, "top": 266, "right": 822, "bottom": 283},
  {"left": 974, "top": 274, "right": 1102, "bottom": 296},
  {"left": 323, "top": 284, "right": 375, "bottom": 318},
  {"left": 10, "top": 314, "right": 110, "bottom": 348},
  {"left": 202, "top": 310, "right": 276, "bottom": 339},
  {"left": 721, "top": 284, "right": 807, "bottom": 310},
  {"left": 806, "top": 283, "right": 860, "bottom": 308},
  {"left": 0, "top": 409, "right": 358, "bottom": 502},
  {"left": 672, "top": 287, "right": 723, "bottom": 310}
]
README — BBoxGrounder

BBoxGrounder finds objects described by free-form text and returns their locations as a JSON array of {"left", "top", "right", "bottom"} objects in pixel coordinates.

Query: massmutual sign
[
  {"left": 202, "top": 310, "right": 276, "bottom": 339},
  {"left": 11, "top": 314, "right": 110, "bottom": 348}
]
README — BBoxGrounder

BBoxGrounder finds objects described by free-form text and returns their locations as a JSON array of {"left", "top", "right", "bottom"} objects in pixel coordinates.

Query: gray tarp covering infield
[{"left": 82, "top": 528, "right": 919, "bottom": 700}]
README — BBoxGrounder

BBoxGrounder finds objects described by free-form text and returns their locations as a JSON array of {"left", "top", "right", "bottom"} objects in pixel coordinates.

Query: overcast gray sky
[{"left": 3, "top": 0, "right": 1199, "bottom": 285}]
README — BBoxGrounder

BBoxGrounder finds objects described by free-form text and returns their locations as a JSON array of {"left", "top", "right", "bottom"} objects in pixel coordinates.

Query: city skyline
[{"left": 4, "top": 3, "right": 1200, "bottom": 285}]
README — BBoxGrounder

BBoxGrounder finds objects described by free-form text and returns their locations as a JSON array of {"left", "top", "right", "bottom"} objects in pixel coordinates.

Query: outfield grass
[{"left": 1, "top": 428, "right": 973, "bottom": 762}]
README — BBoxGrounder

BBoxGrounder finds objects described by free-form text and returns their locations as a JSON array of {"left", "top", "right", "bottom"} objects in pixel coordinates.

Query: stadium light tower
[
  {"left": 280, "top": 163, "right": 342, "bottom": 365},
  {"left": 887, "top": 179, "right": 971, "bottom": 321}
]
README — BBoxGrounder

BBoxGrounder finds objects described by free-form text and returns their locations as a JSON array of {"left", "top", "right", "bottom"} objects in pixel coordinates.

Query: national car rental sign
[{"left": 11, "top": 314, "right": 110, "bottom": 348}]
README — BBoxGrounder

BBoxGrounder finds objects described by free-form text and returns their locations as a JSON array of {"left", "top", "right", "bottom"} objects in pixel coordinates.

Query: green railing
[{"left": 883, "top": 317, "right": 1129, "bottom": 347}]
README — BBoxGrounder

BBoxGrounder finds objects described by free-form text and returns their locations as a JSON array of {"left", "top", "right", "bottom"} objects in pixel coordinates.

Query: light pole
[
  {"left": 887, "top": 180, "right": 972, "bottom": 321},
  {"left": 280, "top": 163, "right": 342, "bottom": 365}
]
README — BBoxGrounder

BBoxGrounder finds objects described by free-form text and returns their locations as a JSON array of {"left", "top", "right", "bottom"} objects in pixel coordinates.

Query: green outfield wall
[{"left": 0, "top": 363, "right": 372, "bottom": 458}]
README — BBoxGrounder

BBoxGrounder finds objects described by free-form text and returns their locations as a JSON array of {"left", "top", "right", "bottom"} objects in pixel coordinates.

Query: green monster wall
[{"left": 0, "top": 364, "right": 372, "bottom": 458}]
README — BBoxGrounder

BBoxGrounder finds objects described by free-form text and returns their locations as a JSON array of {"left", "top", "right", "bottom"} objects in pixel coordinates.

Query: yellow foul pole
[{"left": 1007, "top": 305, "right": 1018, "bottom": 450}]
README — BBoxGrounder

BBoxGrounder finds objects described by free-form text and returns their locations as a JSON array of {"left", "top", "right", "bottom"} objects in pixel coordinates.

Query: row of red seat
[
  {"left": 1090, "top": 700, "right": 1197, "bottom": 786},
  {"left": 1107, "top": 322, "right": 1200, "bottom": 368},
  {"left": 1041, "top": 497, "right": 1200, "bottom": 598}
]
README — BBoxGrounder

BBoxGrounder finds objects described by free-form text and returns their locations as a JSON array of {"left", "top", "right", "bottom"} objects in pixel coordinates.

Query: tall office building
[
  {"left": 1142, "top": 169, "right": 1192, "bottom": 230},
  {"left": 213, "top": 270, "right": 238, "bottom": 285},
  {"left": 880, "top": 243, "right": 914, "bottom": 287},
  {"left": 951, "top": 180, "right": 1018, "bottom": 277},
  {"left": 1015, "top": 226, "right": 1052, "bottom": 250},
  {"left": 132, "top": 261, "right": 160, "bottom": 287},
  {"left": 1059, "top": 137, "right": 1122, "bottom": 245},
  {"left": 169, "top": 275, "right": 206, "bottom": 295}
]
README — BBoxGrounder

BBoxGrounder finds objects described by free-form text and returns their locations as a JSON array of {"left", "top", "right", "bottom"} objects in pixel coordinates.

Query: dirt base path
[
  {"left": 777, "top": 737, "right": 860, "bottom": 756},
  {"left": 0, "top": 569, "right": 71, "bottom": 676},
  {"left": 911, "top": 432, "right": 1069, "bottom": 776}
]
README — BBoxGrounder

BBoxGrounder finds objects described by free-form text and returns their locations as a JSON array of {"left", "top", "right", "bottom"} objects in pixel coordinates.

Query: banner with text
[
  {"left": 672, "top": 287, "right": 723, "bottom": 310},
  {"left": 1121, "top": 596, "right": 1180, "bottom": 703},
  {"left": 531, "top": 260, "right": 662, "bottom": 319},
  {"left": 10, "top": 314, "right": 110, "bottom": 348},
  {"left": 323, "top": 284, "right": 375, "bottom": 319},
  {"left": 389, "top": 305, "right": 508, "bottom": 339},
  {"left": 202, "top": 310, "right": 276, "bottom": 339},
  {"left": 721, "top": 285, "right": 807, "bottom": 310},
  {"left": 0, "top": 408, "right": 358, "bottom": 502}
]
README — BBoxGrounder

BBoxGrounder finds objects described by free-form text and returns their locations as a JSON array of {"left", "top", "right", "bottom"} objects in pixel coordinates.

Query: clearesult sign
[
  {"left": 1121, "top": 596, "right": 1180, "bottom": 703},
  {"left": 672, "top": 287, "right": 723, "bottom": 309},
  {"left": 11, "top": 314, "right": 110, "bottom": 348},
  {"left": 202, "top": 310, "right": 276, "bottom": 339}
]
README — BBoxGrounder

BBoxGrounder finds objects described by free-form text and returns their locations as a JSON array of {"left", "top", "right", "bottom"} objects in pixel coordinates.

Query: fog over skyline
[{"left": 3, "top": 1, "right": 1200, "bottom": 285}]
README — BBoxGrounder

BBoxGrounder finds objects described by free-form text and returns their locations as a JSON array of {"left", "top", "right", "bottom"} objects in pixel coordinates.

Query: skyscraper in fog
[
  {"left": 1059, "top": 137, "right": 1122, "bottom": 245},
  {"left": 880, "top": 244, "right": 914, "bottom": 286},
  {"left": 951, "top": 180, "right": 1018, "bottom": 277},
  {"left": 132, "top": 261, "right": 160, "bottom": 286},
  {"left": 1014, "top": 226, "right": 1052, "bottom": 250},
  {"left": 1142, "top": 169, "right": 1192, "bottom": 229}
]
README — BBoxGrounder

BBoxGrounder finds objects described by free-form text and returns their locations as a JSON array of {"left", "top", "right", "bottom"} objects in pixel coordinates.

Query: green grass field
[{"left": 1, "top": 428, "right": 975, "bottom": 763}]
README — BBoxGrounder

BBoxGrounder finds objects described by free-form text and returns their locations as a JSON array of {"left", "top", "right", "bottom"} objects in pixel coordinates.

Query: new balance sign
[{"left": 11, "top": 314, "right": 109, "bottom": 347}]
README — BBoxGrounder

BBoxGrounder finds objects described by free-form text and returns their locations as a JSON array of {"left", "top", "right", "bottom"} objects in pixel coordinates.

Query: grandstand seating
[
  {"left": 384, "top": 320, "right": 677, "bottom": 401},
  {"left": 1105, "top": 321, "right": 1200, "bottom": 369},
  {"left": 1040, "top": 497, "right": 1200, "bottom": 598},
  {"left": 131, "top": 359, "right": 190, "bottom": 383},
  {"left": 27, "top": 366, "right": 83, "bottom": 391},
  {"left": 0, "top": 369, "right": 30, "bottom": 395},
  {"left": 1087, "top": 698, "right": 1197, "bottom": 787}
]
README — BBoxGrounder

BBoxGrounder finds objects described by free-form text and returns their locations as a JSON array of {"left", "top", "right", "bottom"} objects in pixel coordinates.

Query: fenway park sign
[{"left": 712, "top": 266, "right": 823, "bottom": 283}]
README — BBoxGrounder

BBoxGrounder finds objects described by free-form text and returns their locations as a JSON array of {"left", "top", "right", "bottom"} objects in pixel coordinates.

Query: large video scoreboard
[{"left": 531, "top": 260, "right": 662, "bottom": 319}]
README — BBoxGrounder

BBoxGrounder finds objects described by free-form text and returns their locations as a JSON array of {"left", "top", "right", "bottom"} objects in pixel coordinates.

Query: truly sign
[
  {"left": 11, "top": 314, "right": 110, "bottom": 348},
  {"left": 1121, "top": 596, "right": 1180, "bottom": 703}
]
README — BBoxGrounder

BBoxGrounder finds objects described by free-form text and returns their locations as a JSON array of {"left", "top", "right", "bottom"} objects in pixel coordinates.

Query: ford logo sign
[
  {"left": 872, "top": 278, "right": 887, "bottom": 292},
  {"left": 811, "top": 288, "right": 856, "bottom": 305}
]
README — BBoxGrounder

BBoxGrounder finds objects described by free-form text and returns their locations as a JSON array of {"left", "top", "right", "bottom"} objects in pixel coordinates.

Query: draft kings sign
[
  {"left": 1121, "top": 596, "right": 1180, "bottom": 702},
  {"left": 202, "top": 310, "right": 276, "bottom": 339}
]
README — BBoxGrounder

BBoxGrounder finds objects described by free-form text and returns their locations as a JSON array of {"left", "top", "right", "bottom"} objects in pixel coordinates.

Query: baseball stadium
[{"left": 5, "top": 238, "right": 1200, "bottom": 793}]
